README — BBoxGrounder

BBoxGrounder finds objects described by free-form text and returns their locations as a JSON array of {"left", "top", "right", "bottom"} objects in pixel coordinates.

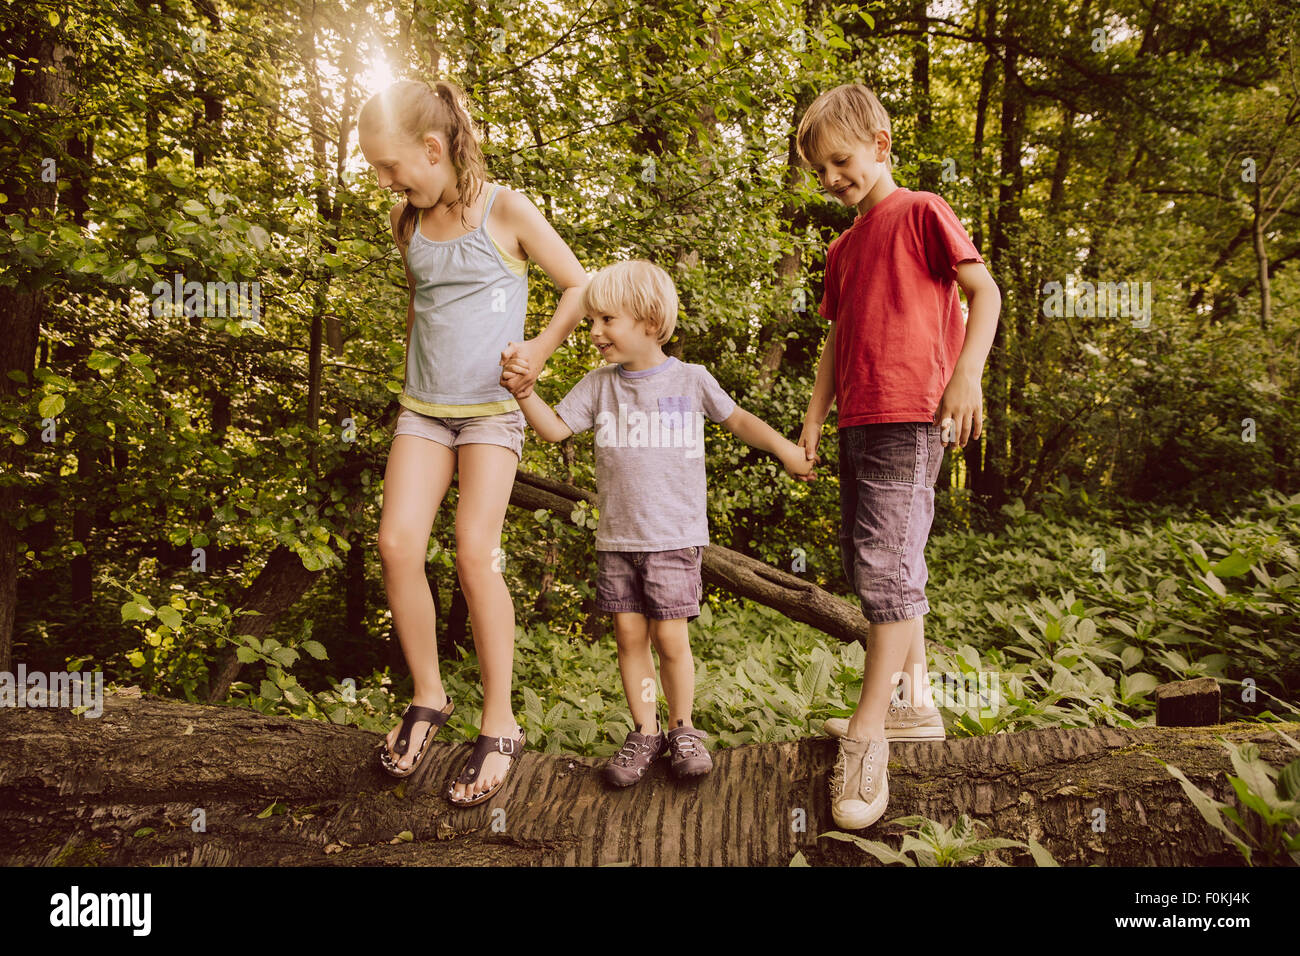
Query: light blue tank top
[{"left": 400, "top": 183, "right": 528, "bottom": 417}]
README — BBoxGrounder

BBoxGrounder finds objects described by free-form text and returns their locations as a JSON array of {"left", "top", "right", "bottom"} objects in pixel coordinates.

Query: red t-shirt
[{"left": 818, "top": 187, "right": 984, "bottom": 427}]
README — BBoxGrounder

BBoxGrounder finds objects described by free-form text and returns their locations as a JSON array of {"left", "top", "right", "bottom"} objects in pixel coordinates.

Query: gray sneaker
[
  {"left": 604, "top": 728, "right": 667, "bottom": 787},
  {"left": 666, "top": 726, "right": 713, "bottom": 778}
]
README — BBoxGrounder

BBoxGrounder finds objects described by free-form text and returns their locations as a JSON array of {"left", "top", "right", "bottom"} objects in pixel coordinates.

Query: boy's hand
[
  {"left": 499, "top": 339, "right": 545, "bottom": 396},
  {"left": 779, "top": 441, "right": 815, "bottom": 479},
  {"left": 795, "top": 421, "right": 822, "bottom": 482},
  {"left": 935, "top": 369, "right": 983, "bottom": 448},
  {"left": 500, "top": 355, "right": 535, "bottom": 399}
]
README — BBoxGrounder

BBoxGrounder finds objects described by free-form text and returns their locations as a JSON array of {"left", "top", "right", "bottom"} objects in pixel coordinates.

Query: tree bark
[
  {"left": 2, "top": 693, "right": 1292, "bottom": 866},
  {"left": 963, "top": 0, "right": 998, "bottom": 499},
  {"left": 0, "top": 19, "right": 75, "bottom": 675}
]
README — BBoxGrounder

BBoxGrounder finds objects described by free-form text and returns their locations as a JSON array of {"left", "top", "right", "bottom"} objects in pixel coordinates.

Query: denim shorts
[
  {"left": 838, "top": 421, "right": 944, "bottom": 623},
  {"left": 393, "top": 406, "right": 525, "bottom": 461},
  {"left": 595, "top": 546, "right": 703, "bottom": 622}
]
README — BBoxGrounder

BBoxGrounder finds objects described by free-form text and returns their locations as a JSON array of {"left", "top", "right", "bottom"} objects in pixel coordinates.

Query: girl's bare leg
[
  {"left": 377, "top": 435, "right": 458, "bottom": 770},
  {"left": 449, "top": 442, "right": 520, "bottom": 801}
]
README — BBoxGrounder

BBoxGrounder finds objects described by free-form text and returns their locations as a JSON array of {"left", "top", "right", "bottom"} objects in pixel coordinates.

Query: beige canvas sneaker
[
  {"left": 823, "top": 701, "right": 945, "bottom": 742},
  {"left": 830, "top": 735, "right": 889, "bottom": 830}
]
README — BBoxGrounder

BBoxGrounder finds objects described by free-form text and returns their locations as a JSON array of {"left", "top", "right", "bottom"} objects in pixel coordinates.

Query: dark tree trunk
[
  {"left": 0, "top": 19, "right": 75, "bottom": 675},
  {"left": 910, "top": 0, "right": 937, "bottom": 193},
  {"left": 963, "top": 0, "right": 998, "bottom": 498},
  {"left": 2, "top": 694, "right": 1291, "bottom": 866}
]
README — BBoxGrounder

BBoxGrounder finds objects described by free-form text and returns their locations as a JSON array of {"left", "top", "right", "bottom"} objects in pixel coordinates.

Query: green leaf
[
  {"left": 819, "top": 830, "right": 914, "bottom": 866},
  {"left": 1026, "top": 837, "right": 1059, "bottom": 866},
  {"left": 37, "top": 394, "right": 65, "bottom": 418},
  {"left": 87, "top": 351, "right": 121, "bottom": 371},
  {"left": 301, "top": 640, "right": 328, "bottom": 660},
  {"left": 798, "top": 651, "right": 831, "bottom": 703},
  {"left": 235, "top": 646, "right": 260, "bottom": 664},
  {"left": 1155, "top": 757, "right": 1253, "bottom": 864},
  {"left": 260, "top": 680, "right": 282, "bottom": 700},
  {"left": 248, "top": 225, "right": 270, "bottom": 252},
  {"left": 1211, "top": 550, "right": 1252, "bottom": 578},
  {"left": 1278, "top": 759, "right": 1300, "bottom": 801},
  {"left": 121, "top": 601, "right": 154, "bottom": 622},
  {"left": 183, "top": 199, "right": 206, "bottom": 216},
  {"left": 270, "top": 647, "right": 299, "bottom": 667},
  {"left": 155, "top": 606, "right": 183, "bottom": 630}
]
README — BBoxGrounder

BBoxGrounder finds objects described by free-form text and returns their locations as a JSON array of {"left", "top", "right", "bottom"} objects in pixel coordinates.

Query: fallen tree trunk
[{"left": 1, "top": 692, "right": 1293, "bottom": 866}]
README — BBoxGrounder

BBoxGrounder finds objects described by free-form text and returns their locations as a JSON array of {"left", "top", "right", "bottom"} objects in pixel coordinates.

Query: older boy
[
  {"left": 501, "top": 259, "right": 812, "bottom": 787},
  {"left": 796, "top": 84, "right": 1001, "bottom": 828}
]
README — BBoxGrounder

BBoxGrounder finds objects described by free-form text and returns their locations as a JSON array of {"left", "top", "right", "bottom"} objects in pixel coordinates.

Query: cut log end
[{"left": 1155, "top": 677, "right": 1221, "bottom": 727}]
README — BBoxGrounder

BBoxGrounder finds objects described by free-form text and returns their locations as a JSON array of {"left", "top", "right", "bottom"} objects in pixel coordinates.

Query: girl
[{"left": 356, "top": 79, "right": 587, "bottom": 806}]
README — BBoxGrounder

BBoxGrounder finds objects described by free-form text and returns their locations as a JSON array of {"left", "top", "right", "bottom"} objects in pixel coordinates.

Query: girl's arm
[
  {"left": 936, "top": 261, "right": 1000, "bottom": 448},
  {"left": 391, "top": 203, "right": 416, "bottom": 366},
  {"left": 496, "top": 188, "right": 589, "bottom": 393},
  {"left": 721, "top": 407, "right": 814, "bottom": 478}
]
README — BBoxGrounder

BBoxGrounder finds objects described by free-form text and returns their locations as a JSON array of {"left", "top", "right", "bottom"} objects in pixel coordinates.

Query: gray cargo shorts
[
  {"left": 595, "top": 546, "right": 704, "bottom": 622},
  {"left": 838, "top": 421, "right": 944, "bottom": 623}
]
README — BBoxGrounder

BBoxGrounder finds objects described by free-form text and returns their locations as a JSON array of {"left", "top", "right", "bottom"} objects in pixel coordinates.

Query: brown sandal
[
  {"left": 446, "top": 728, "right": 525, "bottom": 807},
  {"left": 378, "top": 697, "right": 454, "bottom": 778}
]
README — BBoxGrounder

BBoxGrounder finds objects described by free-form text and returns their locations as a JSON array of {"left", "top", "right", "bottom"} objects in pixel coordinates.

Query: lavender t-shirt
[{"left": 554, "top": 356, "right": 736, "bottom": 551}]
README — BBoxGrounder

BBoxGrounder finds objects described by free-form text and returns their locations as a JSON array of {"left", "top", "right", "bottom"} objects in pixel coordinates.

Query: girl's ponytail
[
  {"left": 430, "top": 80, "right": 485, "bottom": 226},
  {"left": 357, "top": 77, "right": 489, "bottom": 245}
]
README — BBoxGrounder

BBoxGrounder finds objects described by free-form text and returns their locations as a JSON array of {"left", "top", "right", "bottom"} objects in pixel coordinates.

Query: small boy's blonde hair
[
  {"left": 796, "top": 83, "right": 893, "bottom": 170},
  {"left": 581, "top": 260, "right": 678, "bottom": 344}
]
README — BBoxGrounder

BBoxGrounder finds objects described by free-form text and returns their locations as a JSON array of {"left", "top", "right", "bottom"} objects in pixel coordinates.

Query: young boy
[
  {"left": 500, "top": 259, "right": 813, "bottom": 787},
  {"left": 795, "top": 84, "right": 1001, "bottom": 828}
]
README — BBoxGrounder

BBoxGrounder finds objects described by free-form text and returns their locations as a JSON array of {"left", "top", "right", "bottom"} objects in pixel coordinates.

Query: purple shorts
[
  {"left": 838, "top": 421, "right": 944, "bottom": 623},
  {"left": 392, "top": 406, "right": 524, "bottom": 461},
  {"left": 595, "top": 546, "right": 703, "bottom": 622}
]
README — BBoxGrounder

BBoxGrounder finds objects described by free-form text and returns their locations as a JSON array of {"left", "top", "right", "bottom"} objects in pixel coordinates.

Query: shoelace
[
  {"left": 671, "top": 734, "right": 702, "bottom": 758},
  {"left": 830, "top": 748, "right": 847, "bottom": 798},
  {"left": 831, "top": 743, "right": 881, "bottom": 799},
  {"left": 614, "top": 736, "right": 656, "bottom": 766}
]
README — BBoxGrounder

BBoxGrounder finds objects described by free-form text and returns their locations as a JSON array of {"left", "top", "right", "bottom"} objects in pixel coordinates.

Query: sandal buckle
[{"left": 498, "top": 737, "right": 516, "bottom": 755}]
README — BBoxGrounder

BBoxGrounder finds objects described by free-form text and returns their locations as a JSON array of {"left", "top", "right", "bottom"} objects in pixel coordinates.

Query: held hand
[
  {"left": 794, "top": 421, "right": 822, "bottom": 482},
  {"left": 780, "top": 441, "right": 816, "bottom": 480},
  {"left": 499, "top": 357, "right": 534, "bottom": 399},
  {"left": 935, "top": 370, "right": 983, "bottom": 449},
  {"left": 499, "top": 338, "right": 546, "bottom": 397}
]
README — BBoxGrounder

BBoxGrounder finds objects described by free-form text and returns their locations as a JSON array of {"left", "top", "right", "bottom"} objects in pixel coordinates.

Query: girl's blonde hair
[
  {"left": 358, "top": 78, "right": 487, "bottom": 246},
  {"left": 582, "top": 260, "right": 678, "bottom": 345},
  {"left": 795, "top": 83, "right": 893, "bottom": 170}
]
